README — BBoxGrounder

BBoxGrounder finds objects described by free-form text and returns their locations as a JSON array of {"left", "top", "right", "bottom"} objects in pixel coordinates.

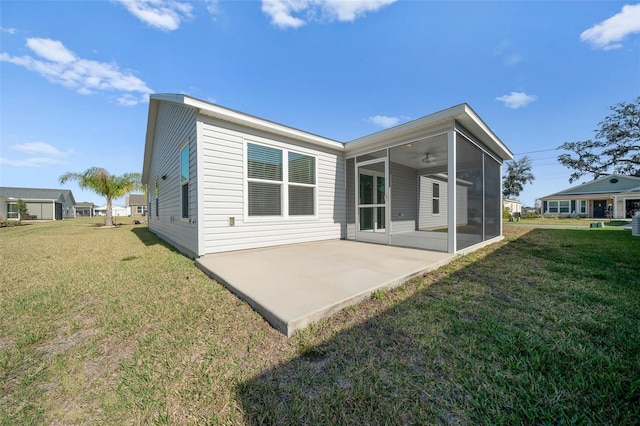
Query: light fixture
[{"left": 161, "top": 175, "right": 167, "bottom": 180}]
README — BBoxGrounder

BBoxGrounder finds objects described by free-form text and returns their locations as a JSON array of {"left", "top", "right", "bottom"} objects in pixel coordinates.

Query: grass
[
  {"left": 1, "top": 218, "right": 638, "bottom": 424},
  {"left": 515, "top": 216, "right": 631, "bottom": 227}
]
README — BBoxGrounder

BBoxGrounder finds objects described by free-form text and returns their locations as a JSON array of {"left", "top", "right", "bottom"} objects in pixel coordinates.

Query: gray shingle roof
[
  {"left": 0, "top": 187, "right": 76, "bottom": 204},
  {"left": 543, "top": 174, "right": 640, "bottom": 197}
]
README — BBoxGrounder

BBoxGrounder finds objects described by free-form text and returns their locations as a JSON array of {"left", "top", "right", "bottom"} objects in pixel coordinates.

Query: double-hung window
[
  {"left": 559, "top": 200, "right": 570, "bottom": 214},
  {"left": 579, "top": 200, "right": 587, "bottom": 215},
  {"left": 180, "top": 142, "right": 189, "bottom": 219},
  {"left": 246, "top": 142, "right": 316, "bottom": 218},
  {"left": 6, "top": 203, "right": 18, "bottom": 220},
  {"left": 432, "top": 182, "right": 440, "bottom": 215},
  {"left": 288, "top": 152, "right": 315, "bottom": 215},
  {"left": 547, "top": 200, "right": 570, "bottom": 214}
]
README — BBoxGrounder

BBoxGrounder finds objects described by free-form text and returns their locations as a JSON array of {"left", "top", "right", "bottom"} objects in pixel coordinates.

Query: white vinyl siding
[
  {"left": 200, "top": 116, "right": 343, "bottom": 254},
  {"left": 147, "top": 102, "right": 198, "bottom": 257},
  {"left": 419, "top": 176, "right": 448, "bottom": 229},
  {"left": 389, "top": 161, "right": 417, "bottom": 234}
]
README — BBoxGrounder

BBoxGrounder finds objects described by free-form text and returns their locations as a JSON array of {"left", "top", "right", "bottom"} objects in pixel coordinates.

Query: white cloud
[
  {"left": 496, "top": 92, "right": 537, "bottom": 109},
  {"left": 1, "top": 26, "right": 17, "bottom": 34},
  {"left": 12, "top": 142, "right": 74, "bottom": 158},
  {"left": 262, "top": 0, "right": 397, "bottom": 29},
  {"left": 493, "top": 40, "right": 524, "bottom": 66},
  {"left": 0, "top": 157, "right": 66, "bottom": 167},
  {"left": 504, "top": 53, "right": 523, "bottom": 66},
  {"left": 114, "top": 0, "right": 194, "bottom": 31},
  {"left": 205, "top": 0, "right": 219, "bottom": 16},
  {"left": 580, "top": 4, "right": 640, "bottom": 50},
  {"left": 0, "top": 142, "right": 74, "bottom": 168},
  {"left": 368, "top": 115, "right": 401, "bottom": 128},
  {"left": 26, "top": 38, "right": 76, "bottom": 63},
  {"left": 1, "top": 38, "right": 152, "bottom": 105}
]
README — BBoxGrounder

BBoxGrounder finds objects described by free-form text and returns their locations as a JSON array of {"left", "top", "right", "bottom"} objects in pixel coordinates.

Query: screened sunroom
[{"left": 344, "top": 104, "right": 511, "bottom": 254}]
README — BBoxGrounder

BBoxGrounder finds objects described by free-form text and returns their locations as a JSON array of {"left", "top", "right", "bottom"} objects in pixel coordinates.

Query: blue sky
[{"left": 1, "top": 1, "right": 639, "bottom": 208}]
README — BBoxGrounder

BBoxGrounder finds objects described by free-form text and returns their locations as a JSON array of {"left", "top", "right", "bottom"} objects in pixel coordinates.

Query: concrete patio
[{"left": 195, "top": 240, "right": 456, "bottom": 337}]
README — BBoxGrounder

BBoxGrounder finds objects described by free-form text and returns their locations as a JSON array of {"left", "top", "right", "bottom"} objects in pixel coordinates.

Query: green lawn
[
  {"left": 514, "top": 217, "right": 630, "bottom": 227},
  {"left": 1, "top": 218, "right": 638, "bottom": 424}
]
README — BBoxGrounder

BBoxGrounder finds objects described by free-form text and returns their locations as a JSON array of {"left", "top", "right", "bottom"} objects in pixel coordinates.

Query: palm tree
[{"left": 59, "top": 167, "right": 142, "bottom": 227}]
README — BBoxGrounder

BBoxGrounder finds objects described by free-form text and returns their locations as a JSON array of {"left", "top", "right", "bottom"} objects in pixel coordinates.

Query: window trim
[
  {"left": 547, "top": 200, "right": 572, "bottom": 215},
  {"left": 243, "top": 138, "right": 319, "bottom": 222},
  {"left": 579, "top": 200, "right": 587, "bottom": 215},
  {"left": 155, "top": 177, "right": 160, "bottom": 218},
  {"left": 6, "top": 202, "right": 19, "bottom": 220},
  {"left": 180, "top": 139, "right": 190, "bottom": 220},
  {"left": 432, "top": 182, "right": 440, "bottom": 216}
]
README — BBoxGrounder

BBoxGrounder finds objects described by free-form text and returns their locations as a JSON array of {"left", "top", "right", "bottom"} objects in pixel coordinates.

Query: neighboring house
[
  {"left": 76, "top": 202, "right": 96, "bottom": 217},
  {"left": 126, "top": 194, "right": 147, "bottom": 217},
  {"left": 0, "top": 187, "right": 76, "bottom": 220},
  {"left": 142, "top": 94, "right": 513, "bottom": 258},
  {"left": 95, "top": 204, "right": 130, "bottom": 217},
  {"left": 540, "top": 174, "right": 640, "bottom": 219},
  {"left": 503, "top": 198, "right": 522, "bottom": 216}
]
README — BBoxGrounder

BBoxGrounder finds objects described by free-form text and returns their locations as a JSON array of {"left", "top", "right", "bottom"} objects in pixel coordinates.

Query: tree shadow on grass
[{"left": 236, "top": 229, "right": 640, "bottom": 425}]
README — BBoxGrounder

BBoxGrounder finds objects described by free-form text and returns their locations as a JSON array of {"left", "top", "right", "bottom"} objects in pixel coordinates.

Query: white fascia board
[
  {"left": 458, "top": 104, "right": 513, "bottom": 161},
  {"left": 344, "top": 103, "right": 513, "bottom": 161},
  {"left": 142, "top": 98, "right": 160, "bottom": 185},
  {"left": 346, "top": 105, "right": 463, "bottom": 153},
  {"left": 155, "top": 94, "right": 344, "bottom": 151}
]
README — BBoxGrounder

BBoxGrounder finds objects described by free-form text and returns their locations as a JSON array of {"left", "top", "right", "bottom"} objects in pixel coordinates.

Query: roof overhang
[
  {"left": 345, "top": 104, "right": 513, "bottom": 161},
  {"left": 142, "top": 95, "right": 513, "bottom": 184}
]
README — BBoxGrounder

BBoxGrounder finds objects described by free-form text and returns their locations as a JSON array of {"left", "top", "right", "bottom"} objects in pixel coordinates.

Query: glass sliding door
[{"left": 356, "top": 156, "right": 388, "bottom": 244}]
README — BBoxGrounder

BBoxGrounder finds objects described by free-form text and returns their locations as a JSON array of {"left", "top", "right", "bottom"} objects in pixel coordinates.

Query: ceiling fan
[{"left": 421, "top": 152, "right": 435, "bottom": 164}]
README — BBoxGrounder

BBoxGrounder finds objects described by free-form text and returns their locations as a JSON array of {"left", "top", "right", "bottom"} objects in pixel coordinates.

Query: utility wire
[{"left": 513, "top": 148, "right": 559, "bottom": 155}]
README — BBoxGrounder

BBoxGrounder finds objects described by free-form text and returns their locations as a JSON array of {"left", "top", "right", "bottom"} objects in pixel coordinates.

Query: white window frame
[
  {"left": 244, "top": 139, "right": 318, "bottom": 222},
  {"left": 180, "top": 139, "right": 190, "bottom": 220},
  {"left": 432, "top": 182, "right": 440, "bottom": 216},
  {"left": 547, "top": 200, "right": 571, "bottom": 214},
  {"left": 579, "top": 200, "right": 587, "bottom": 215},
  {"left": 6, "top": 202, "right": 19, "bottom": 220}
]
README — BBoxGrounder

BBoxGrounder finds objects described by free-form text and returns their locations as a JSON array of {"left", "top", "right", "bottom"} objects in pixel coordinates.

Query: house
[
  {"left": 76, "top": 202, "right": 96, "bottom": 217},
  {"left": 540, "top": 174, "right": 640, "bottom": 219},
  {"left": 126, "top": 194, "right": 147, "bottom": 217},
  {"left": 503, "top": 198, "right": 522, "bottom": 216},
  {"left": 94, "top": 204, "right": 129, "bottom": 217},
  {"left": 0, "top": 187, "right": 76, "bottom": 220},
  {"left": 142, "top": 94, "right": 513, "bottom": 258}
]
